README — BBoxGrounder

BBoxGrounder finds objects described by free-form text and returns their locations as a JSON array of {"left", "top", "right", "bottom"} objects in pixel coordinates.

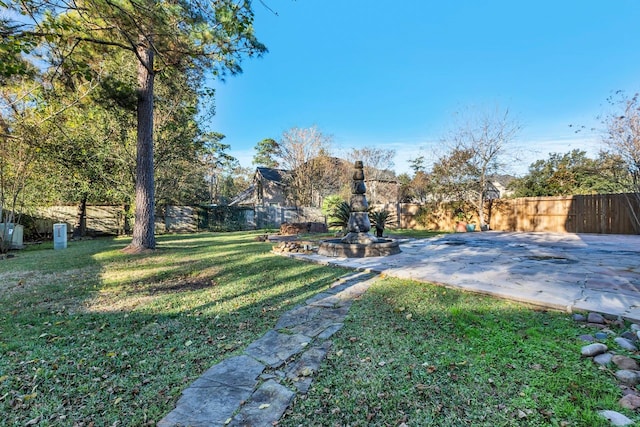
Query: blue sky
[{"left": 210, "top": 0, "right": 640, "bottom": 175}]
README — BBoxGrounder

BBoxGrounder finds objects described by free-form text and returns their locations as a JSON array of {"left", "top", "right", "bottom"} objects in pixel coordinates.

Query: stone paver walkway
[
  {"left": 159, "top": 231, "right": 640, "bottom": 426},
  {"left": 158, "top": 271, "right": 377, "bottom": 427}
]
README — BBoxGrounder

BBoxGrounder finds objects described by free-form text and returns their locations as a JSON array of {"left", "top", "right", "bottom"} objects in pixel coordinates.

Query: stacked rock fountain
[
  {"left": 341, "top": 160, "right": 377, "bottom": 245},
  {"left": 318, "top": 161, "right": 400, "bottom": 257}
]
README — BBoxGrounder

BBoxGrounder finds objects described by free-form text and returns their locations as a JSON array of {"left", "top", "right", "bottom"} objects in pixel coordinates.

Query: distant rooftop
[{"left": 257, "top": 167, "right": 287, "bottom": 184}]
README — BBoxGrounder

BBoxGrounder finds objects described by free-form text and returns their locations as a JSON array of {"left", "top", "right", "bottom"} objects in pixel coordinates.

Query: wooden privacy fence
[
  {"left": 394, "top": 193, "right": 640, "bottom": 235},
  {"left": 487, "top": 194, "right": 640, "bottom": 234}
]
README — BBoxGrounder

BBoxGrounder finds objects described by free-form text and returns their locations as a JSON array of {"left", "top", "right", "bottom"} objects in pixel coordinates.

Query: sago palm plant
[{"left": 369, "top": 209, "right": 396, "bottom": 237}]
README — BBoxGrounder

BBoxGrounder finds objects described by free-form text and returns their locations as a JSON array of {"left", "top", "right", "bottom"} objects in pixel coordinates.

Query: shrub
[
  {"left": 369, "top": 209, "right": 396, "bottom": 237},
  {"left": 321, "top": 195, "right": 344, "bottom": 217},
  {"left": 327, "top": 201, "right": 351, "bottom": 232}
]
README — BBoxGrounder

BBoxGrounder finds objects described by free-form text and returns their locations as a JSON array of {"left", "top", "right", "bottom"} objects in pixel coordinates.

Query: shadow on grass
[{"left": 0, "top": 231, "right": 349, "bottom": 426}]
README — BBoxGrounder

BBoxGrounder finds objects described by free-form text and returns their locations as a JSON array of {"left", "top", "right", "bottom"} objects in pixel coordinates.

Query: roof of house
[
  {"left": 256, "top": 167, "right": 287, "bottom": 184},
  {"left": 489, "top": 174, "right": 516, "bottom": 188},
  {"left": 228, "top": 185, "right": 255, "bottom": 206},
  {"left": 364, "top": 168, "right": 397, "bottom": 182},
  {"left": 229, "top": 167, "right": 288, "bottom": 206}
]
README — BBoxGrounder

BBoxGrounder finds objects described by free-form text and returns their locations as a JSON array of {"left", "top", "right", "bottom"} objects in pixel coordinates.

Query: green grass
[
  {"left": 1, "top": 233, "right": 630, "bottom": 426},
  {"left": 386, "top": 228, "right": 446, "bottom": 239},
  {"left": 280, "top": 278, "right": 627, "bottom": 427},
  {"left": 0, "top": 232, "right": 349, "bottom": 426}
]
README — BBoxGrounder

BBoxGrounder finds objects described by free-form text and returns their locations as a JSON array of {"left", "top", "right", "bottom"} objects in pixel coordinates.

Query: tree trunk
[
  {"left": 123, "top": 203, "right": 132, "bottom": 235},
  {"left": 477, "top": 194, "right": 485, "bottom": 230},
  {"left": 128, "top": 39, "right": 156, "bottom": 251},
  {"left": 478, "top": 175, "right": 486, "bottom": 231},
  {"left": 73, "top": 193, "right": 88, "bottom": 238}
]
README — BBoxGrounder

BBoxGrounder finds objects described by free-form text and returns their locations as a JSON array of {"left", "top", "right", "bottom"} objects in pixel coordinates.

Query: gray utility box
[
  {"left": 53, "top": 223, "right": 67, "bottom": 250},
  {"left": 0, "top": 223, "right": 24, "bottom": 249}
]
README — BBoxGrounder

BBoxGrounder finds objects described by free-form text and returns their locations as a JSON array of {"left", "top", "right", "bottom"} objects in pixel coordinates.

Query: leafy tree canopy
[
  {"left": 253, "top": 137, "right": 280, "bottom": 168},
  {"left": 509, "top": 149, "right": 630, "bottom": 197},
  {"left": 2, "top": 0, "right": 266, "bottom": 250}
]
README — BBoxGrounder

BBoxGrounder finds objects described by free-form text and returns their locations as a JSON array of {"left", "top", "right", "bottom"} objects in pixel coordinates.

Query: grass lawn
[
  {"left": 0, "top": 232, "right": 629, "bottom": 426},
  {"left": 385, "top": 229, "right": 445, "bottom": 239},
  {"left": 280, "top": 278, "right": 628, "bottom": 427},
  {"left": 0, "top": 232, "right": 348, "bottom": 426}
]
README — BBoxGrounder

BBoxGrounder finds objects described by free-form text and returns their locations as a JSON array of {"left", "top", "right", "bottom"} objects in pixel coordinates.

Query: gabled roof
[
  {"left": 256, "top": 167, "right": 287, "bottom": 184},
  {"left": 228, "top": 167, "right": 287, "bottom": 206},
  {"left": 488, "top": 174, "right": 516, "bottom": 187},
  {"left": 228, "top": 184, "right": 256, "bottom": 206}
]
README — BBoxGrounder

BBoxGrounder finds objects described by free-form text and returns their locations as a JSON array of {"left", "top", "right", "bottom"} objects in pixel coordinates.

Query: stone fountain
[{"left": 317, "top": 161, "right": 401, "bottom": 257}]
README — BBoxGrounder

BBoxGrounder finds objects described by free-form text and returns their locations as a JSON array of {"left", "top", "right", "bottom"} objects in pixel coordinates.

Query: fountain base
[
  {"left": 340, "top": 232, "right": 380, "bottom": 245},
  {"left": 317, "top": 237, "right": 401, "bottom": 258}
]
